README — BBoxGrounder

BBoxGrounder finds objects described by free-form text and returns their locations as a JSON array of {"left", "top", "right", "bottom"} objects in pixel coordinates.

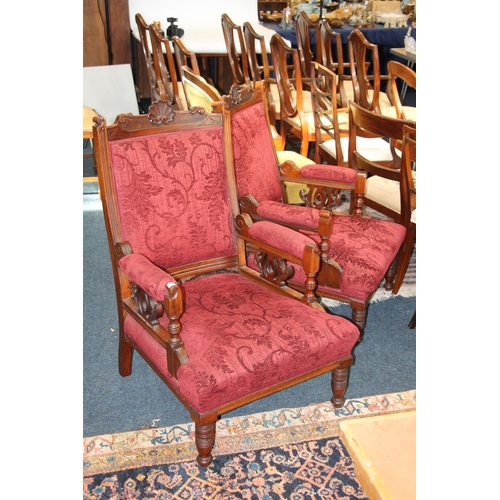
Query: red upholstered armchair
[
  {"left": 92, "top": 101, "right": 360, "bottom": 467},
  {"left": 219, "top": 83, "right": 406, "bottom": 340}
]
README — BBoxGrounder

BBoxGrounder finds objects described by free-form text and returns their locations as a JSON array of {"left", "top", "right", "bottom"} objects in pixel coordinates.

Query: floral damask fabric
[
  {"left": 230, "top": 103, "right": 283, "bottom": 203},
  {"left": 108, "top": 126, "right": 236, "bottom": 270},
  {"left": 230, "top": 102, "right": 406, "bottom": 302},
  {"left": 125, "top": 273, "right": 359, "bottom": 414}
]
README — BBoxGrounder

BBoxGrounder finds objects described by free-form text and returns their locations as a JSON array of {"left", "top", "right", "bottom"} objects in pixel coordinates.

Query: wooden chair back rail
[
  {"left": 221, "top": 13, "right": 251, "bottom": 86},
  {"left": 149, "top": 24, "right": 183, "bottom": 108},
  {"left": 135, "top": 13, "right": 161, "bottom": 101}
]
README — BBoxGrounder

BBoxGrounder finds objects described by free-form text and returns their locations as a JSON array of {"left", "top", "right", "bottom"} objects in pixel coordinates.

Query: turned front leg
[
  {"left": 383, "top": 257, "right": 398, "bottom": 291},
  {"left": 331, "top": 366, "right": 349, "bottom": 408},
  {"left": 195, "top": 422, "right": 216, "bottom": 467}
]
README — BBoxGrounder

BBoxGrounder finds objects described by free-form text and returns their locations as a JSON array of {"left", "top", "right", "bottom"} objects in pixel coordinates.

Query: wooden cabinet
[{"left": 257, "top": 0, "right": 288, "bottom": 19}]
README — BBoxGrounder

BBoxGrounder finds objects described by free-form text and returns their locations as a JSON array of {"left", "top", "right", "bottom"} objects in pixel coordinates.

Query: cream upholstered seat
[
  {"left": 365, "top": 170, "right": 416, "bottom": 216},
  {"left": 180, "top": 66, "right": 221, "bottom": 113},
  {"left": 311, "top": 62, "right": 392, "bottom": 168}
]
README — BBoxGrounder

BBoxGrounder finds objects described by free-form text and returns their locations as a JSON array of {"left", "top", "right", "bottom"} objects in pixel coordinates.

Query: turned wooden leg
[
  {"left": 118, "top": 330, "right": 133, "bottom": 377},
  {"left": 351, "top": 307, "right": 366, "bottom": 344},
  {"left": 383, "top": 257, "right": 397, "bottom": 291},
  {"left": 195, "top": 422, "right": 216, "bottom": 467},
  {"left": 331, "top": 366, "right": 349, "bottom": 408}
]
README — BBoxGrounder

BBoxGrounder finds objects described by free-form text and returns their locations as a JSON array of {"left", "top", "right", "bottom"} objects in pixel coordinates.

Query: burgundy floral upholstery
[
  {"left": 108, "top": 127, "right": 236, "bottom": 270},
  {"left": 229, "top": 100, "right": 406, "bottom": 303},
  {"left": 125, "top": 273, "right": 358, "bottom": 414},
  {"left": 96, "top": 104, "right": 362, "bottom": 468}
]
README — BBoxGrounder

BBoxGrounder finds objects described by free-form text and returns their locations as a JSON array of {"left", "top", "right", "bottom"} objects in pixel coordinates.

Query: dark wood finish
[
  {"left": 318, "top": 19, "right": 353, "bottom": 107},
  {"left": 107, "top": 0, "right": 132, "bottom": 65},
  {"left": 243, "top": 21, "right": 280, "bottom": 129},
  {"left": 150, "top": 24, "right": 184, "bottom": 108},
  {"left": 348, "top": 29, "right": 391, "bottom": 114},
  {"left": 221, "top": 14, "right": 251, "bottom": 86},
  {"left": 348, "top": 100, "right": 416, "bottom": 292},
  {"left": 270, "top": 33, "right": 325, "bottom": 158},
  {"left": 92, "top": 100, "right": 357, "bottom": 466},
  {"left": 295, "top": 11, "right": 320, "bottom": 81},
  {"left": 135, "top": 14, "right": 160, "bottom": 101},
  {"left": 310, "top": 62, "right": 349, "bottom": 167}
]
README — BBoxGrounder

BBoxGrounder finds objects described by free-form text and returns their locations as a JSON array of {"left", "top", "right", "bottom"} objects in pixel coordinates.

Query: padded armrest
[
  {"left": 118, "top": 253, "right": 178, "bottom": 302},
  {"left": 256, "top": 200, "right": 321, "bottom": 230},
  {"left": 248, "top": 220, "right": 318, "bottom": 261},
  {"left": 299, "top": 164, "right": 358, "bottom": 185}
]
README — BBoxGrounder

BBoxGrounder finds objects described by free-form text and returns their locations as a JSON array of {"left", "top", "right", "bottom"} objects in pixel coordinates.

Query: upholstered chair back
[
  {"left": 107, "top": 122, "right": 236, "bottom": 270},
  {"left": 229, "top": 100, "right": 284, "bottom": 203}
]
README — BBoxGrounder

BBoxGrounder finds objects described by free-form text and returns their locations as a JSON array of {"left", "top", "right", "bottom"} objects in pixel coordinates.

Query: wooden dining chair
[
  {"left": 221, "top": 13, "right": 252, "bottom": 87},
  {"left": 348, "top": 100, "right": 416, "bottom": 291},
  {"left": 243, "top": 21, "right": 281, "bottom": 130},
  {"left": 384, "top": 60, "right": 417, "bottom": 122},
  {"left": 92, "top": 97, "right": 360, "bottom": 467},
  {"left": 135, "top": 13, "right": 162, "bottom": 102},
  {"left": 347, "top": 29, "right": 393, "bottom": 116},
  {"left": 295, "top": 11, "right": 321, "bottom": 84},
  {"left": 179, "top": 66, "right": 222, "bottom": 113},
  {"left": 311, "top": 62, "right": 394, "bottom": 172},
  {"left": 149, "top": 23, "right": 184, "bottom": 108},
  {"left": 317, "top": 19, "right": 354, "bottom": 108},
  {"left": 270, "top": 33, "right": 324, "bottom": 158}
]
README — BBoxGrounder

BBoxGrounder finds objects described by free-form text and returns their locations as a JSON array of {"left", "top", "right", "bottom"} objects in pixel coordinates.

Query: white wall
[{"left": 128, "top": 0, "right": 277, "bottom": 53}]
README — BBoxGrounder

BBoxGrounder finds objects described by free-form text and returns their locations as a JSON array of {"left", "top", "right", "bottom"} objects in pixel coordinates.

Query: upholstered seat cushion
[
  {"left": 295, "top": 215, "right": 406, "bottom": 301},
  {"left": 124, "top": 272, "right": 359, "bottom": 414},
  {"left": 381, "top": 105, "right": 416, "bottom": 122},
  {"left": 83, "top": 106, "right": 99, "bottom": 137},
  {"left": 365, "top": 171, "right": 417, "bottom": 214},
  {"left": 320, "top": 136, "right": 393, "bottom": 164}
]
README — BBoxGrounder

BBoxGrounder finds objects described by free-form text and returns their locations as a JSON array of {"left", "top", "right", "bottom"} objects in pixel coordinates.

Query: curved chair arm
[
  {"left": 119, "top": 253, "right": 178, "bottom": 302},
  {"left": 118, "top": 252, "right": 188, "bottom": 376}
]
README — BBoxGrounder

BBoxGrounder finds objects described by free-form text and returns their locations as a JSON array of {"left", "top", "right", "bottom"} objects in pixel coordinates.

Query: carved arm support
[
  {"left": 235, "top": 214, "right": 321, "bottom": 306},
  {"left": 279, "top": 160, "right": 366, "bottom": 215},
  {"left": 117, "top": 249, "right": 188, "bottom": 377}
]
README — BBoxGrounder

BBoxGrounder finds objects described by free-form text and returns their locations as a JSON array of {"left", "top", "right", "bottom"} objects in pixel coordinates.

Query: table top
[{"left": 390, "top": 47, "right": 416, "bottom": 63}]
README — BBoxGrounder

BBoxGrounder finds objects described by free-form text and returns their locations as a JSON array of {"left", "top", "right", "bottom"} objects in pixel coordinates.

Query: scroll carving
[
  {"left": 301, "top": 187, "right": 343, "bottom": 211},
  {"left": 130, "top": 283, "right": 164, "bottom": 326},
  {"left": 254, "top": 250, "right": 294, "bottom": 287}
]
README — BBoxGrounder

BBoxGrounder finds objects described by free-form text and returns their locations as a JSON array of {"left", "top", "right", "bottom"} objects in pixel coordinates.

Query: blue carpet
[{"left": 83, "top": 200, "right": 416, "bottom": 437}]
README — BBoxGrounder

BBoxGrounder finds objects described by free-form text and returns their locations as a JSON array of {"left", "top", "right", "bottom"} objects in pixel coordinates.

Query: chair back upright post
[
  {"left": 392, "top": 124, "right": 416, "bottom": 294},
  {"left": 271, "top": 33, "right": 316, "bottom": 157},
  {"left": 149, "top": 24, "right": 183, "bottom": 108},
  {"left": 386, "top": 60, "right": 417, "bottom": 121},
  {"left": 318, "top": 19, "right": 352, "bottom": 107},
  {"left": 135, "top": 13, "right": 161, "bottom": 101},
  {"left": 310, "top": 62, "right": 349, "bottom": 165},
  {"left": 221, "top": 13, "right": 251, "bottom": 86},
  {"left": 243, "top": 21, "right": 281, "bottom": 129},
  {"left": 295, "top": 11, "right": 320, "bottom": 84}
]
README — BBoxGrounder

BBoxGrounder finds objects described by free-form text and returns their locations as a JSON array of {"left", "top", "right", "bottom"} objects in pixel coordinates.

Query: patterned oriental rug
[{"left": 83, "top": 390, "right": 416, "bottom": 499}]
